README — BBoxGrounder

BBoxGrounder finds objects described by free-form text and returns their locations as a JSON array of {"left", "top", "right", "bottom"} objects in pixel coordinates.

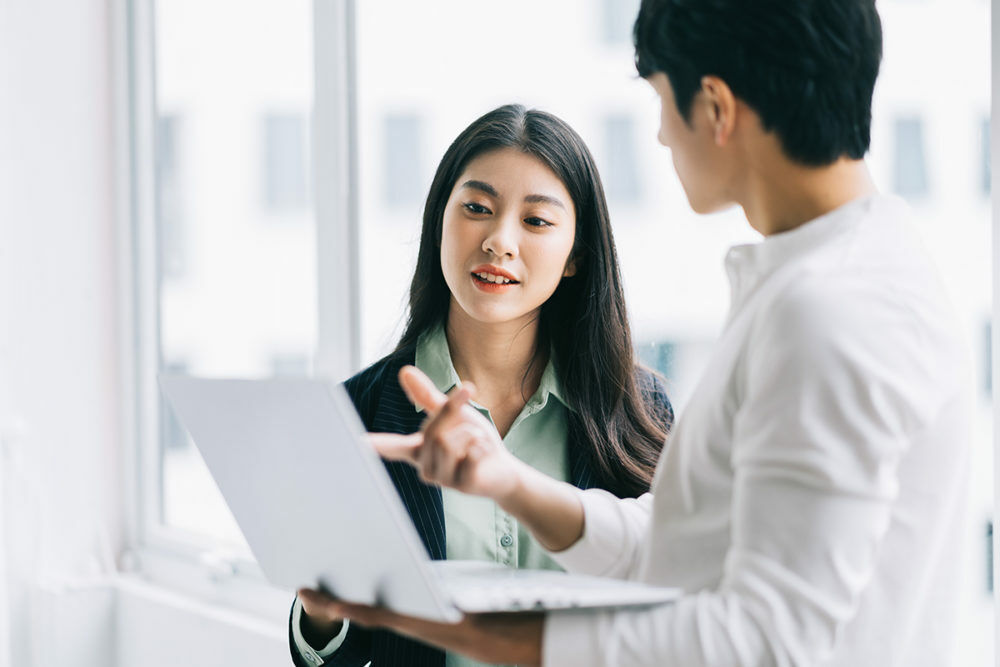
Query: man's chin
[{"left": 685, "top": 194, "right": 737, "bottom": 216}]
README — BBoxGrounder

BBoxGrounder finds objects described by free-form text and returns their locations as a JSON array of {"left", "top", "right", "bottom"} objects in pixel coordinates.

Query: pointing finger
[
  {"left": 398, "top": 366, "right": 448, "bottom": 414},
  {"left": 369, "top": 432, "right": 423, "bottom": 463}
]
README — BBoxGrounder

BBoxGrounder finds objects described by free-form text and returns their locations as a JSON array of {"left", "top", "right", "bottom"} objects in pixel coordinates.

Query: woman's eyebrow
[
  {"left": 460, "top": 180, "right": 566, "bottom": 211},
  {"left": 460, "top": 180, "right": 499, "bottom": 197},
  {"left": 524, "top": 193, "right": 566, "bottom": 211}
]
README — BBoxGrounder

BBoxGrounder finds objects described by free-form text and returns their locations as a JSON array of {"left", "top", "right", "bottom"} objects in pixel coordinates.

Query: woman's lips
[
  {"left": 471, "top": 272, "right": 518, "bottom": 292},
  {"left": 470, "top": 265, "right": 519, "bottom": 282}
]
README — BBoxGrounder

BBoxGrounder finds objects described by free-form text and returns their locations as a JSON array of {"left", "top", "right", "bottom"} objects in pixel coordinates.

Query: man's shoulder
[{"left": 751, "top": 257, "right": 968, "bottom": 419}]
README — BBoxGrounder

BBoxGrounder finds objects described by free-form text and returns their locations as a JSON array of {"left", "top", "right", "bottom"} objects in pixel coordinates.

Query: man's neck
[
  {"left": 444, "top": 303, "right": 545, "bottom": 404},
  {"left": 740, "top": 155, "right": 878, "bottom": 237}
]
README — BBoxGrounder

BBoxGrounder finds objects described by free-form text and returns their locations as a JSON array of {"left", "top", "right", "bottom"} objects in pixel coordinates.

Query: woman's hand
[
  {"left": 370, "top": 366, "right": 527, "bottom": 503},
  {"left": 296, "top": 588, "right": 544, "bottom": 666},
  {"left": 372, "top": 365, "right": 586, "bottom": 552}
]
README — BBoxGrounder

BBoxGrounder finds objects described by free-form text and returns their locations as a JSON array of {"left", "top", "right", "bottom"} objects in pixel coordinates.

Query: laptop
[{"left": 159, "top": 374, "right": 680, "bottom": 622}]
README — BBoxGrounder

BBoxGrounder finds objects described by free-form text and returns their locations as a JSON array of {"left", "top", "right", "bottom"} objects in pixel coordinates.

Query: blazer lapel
[{"left": 369, "top": 373, "right": 446, "bottom": 561}]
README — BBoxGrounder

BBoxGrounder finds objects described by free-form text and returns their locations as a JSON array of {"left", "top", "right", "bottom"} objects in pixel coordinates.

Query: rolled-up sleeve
[{"left": 547, "top": 489, "right": 653, "bottom": 579}]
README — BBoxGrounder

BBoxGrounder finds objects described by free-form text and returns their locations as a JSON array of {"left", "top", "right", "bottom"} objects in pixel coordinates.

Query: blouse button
[{"left": 500, "top": 534, "right": 514, "bottom": 548}]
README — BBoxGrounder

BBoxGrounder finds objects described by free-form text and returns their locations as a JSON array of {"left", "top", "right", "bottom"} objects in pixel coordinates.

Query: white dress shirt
[{"left": 543, "top": 194, "right": 971, "bottom": 666}]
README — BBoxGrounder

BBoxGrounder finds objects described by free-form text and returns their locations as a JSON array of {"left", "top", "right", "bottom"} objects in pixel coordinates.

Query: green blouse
[{"left": 416, "top": 325, "right": 571, "bottom": 667}]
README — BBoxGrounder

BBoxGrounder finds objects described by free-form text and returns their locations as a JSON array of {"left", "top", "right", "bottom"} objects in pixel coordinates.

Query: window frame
[
  {"left": 115, "top": 0, "right": 360, "bottom": 611},
  {"left": 991, "top": 0, "right": 1000, "bottom": 648}
]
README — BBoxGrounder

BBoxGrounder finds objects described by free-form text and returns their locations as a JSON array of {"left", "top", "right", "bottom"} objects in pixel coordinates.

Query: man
[{"left": 300, "top": 1, "right": 971, "bottom": 664}]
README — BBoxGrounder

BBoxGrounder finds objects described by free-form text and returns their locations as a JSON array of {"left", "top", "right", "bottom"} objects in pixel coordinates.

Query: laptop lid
[{"left": 158, "top": 374, "right": 461, "bottom": 622}]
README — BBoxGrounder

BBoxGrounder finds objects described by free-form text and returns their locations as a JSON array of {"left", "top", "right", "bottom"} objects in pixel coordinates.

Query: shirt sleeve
[
  {"left": 542, "top": 277, "right": 948, "bottom": 666},
  {"left": 291, "top": 597, "right": 351, "bottom": 665},
  {"left": 546, "top": 488, "right": 653, "bottom": 579}
]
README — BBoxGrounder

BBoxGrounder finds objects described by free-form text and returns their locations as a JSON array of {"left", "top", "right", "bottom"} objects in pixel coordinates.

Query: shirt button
[{"left": 500, "top": 534, "right": 513, "bottom": 548}]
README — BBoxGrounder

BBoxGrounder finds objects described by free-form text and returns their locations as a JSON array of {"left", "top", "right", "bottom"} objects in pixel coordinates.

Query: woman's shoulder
[
  {"left": 343, "top": 345, "right": 417, "bottom": 424},
  {"left": 344, "top": 347, "right": 414, "bottom": 392},
  {"left": 634, "top": 365, "right": 675, "bottom": 430}
]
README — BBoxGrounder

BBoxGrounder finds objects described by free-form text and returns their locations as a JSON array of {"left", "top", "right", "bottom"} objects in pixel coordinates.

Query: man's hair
[{"left": 634, "top": 0, "right": 883, "bottom": 166}]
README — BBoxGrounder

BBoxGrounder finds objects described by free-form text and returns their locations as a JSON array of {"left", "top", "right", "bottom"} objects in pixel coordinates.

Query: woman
[{"left": 289, "top": 104, "right": 672, "bottom": 667}]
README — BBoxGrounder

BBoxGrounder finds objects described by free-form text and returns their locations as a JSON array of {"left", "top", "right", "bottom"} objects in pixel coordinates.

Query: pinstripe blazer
[{"left": 289, "top": 345, "right": 673, "bottom": 667}]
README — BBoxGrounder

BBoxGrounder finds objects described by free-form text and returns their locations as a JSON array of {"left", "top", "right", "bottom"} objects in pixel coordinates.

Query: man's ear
[{"left": 700, "top": 75, "right": 737, "bottom": 147}]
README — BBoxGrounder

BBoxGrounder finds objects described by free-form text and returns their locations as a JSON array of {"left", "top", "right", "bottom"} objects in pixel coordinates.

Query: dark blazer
[{"left": 289, "top": 345, "right": 672, "bottom": 667}]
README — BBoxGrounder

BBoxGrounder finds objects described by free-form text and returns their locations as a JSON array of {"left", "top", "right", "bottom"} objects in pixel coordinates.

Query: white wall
[
  {"left": 115, "top": 578, "right": 287, "bottom": 666},
  {"left": 0, "top": 2, "right": 292, "bottom": 664},
  {"left": 0, "top": 0, "right": 124, "bottom": 664}
]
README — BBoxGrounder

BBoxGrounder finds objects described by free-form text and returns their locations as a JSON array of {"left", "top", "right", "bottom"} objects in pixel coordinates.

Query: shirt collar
[
  {"left": 414, "top": 323, "right": 462, "bottom": 402},
  {"left": 724, "top": 193, "right": 891, "bottom": 306},
  {"left": 413, "top": 323, "right": 569, "bottom": 413}
]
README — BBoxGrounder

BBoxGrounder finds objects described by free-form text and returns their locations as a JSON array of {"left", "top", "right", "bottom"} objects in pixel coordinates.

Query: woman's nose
[{"left": 481, "top": 217, "right": 518, "bottom": 259}]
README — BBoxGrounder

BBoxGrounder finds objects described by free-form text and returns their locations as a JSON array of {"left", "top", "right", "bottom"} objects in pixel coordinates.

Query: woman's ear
[{"left": 563, "top": 256, "right": 578, "bottom": 278}]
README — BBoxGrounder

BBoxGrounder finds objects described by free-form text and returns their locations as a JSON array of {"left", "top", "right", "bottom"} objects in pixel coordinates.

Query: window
[
  {"left": 136, "top": 0, "right": 321, "bottom": 555},
  {"left": 382, "top": 113, "right": 424, "bottom": 207},
  {"left": 262, "top": 113, "right": 311, "bottom": 212},
  {"left": 987, "top": 520, "right": 994, "bottom": 594},
  {"left": 984, "top": 320, "right": 992, "bottom": 397},
  {"left": 156, "top": 114, "right": 185, "bottom": 278},
  {"left": 351, "top": 4, "right": 991, "bottom": 664},
  {"left": 269, "top": 352, "right": 312, "bottom": 377},
  {"left": 892, "top": 116, "right": 929, "bottom": 197},
  {"left": 126, "top": 3, "right": 992, "bottom": 659},
  {"left": 637, "top": 340, "right": 676, "bottom": 379},
  {"left": 982, "top": 116, "right": 990, "bottom": 197},
  {"left": 602, "top": 114, "right": 642, "bottom": 205},
  {"left": 600, "top": 0, "right": 642, "bottom": 45}
]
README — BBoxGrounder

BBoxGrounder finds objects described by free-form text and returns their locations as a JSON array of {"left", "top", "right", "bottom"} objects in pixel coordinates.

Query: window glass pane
[
  {"left": 600, "top": 0, "right": 642, "bottom": 45},
  {"left": 355, "top": 0, "right": 756, "bottom": 401},
  {"left": 981, "top": 116, "right": 990, "bottom": 196},
  {"left": 875, "top": 4, "right": 991, "bottom": 663},
  {"left": 153, "top": 0, "right": 316, "bottom": 546},
  {"left": 156, "top": 115, "right": 185, "bottom": 278},
  {"left": 383, "top": 114, "right": 425, "bottom": 207},
  {"left": 892, "top": 116, "right": 929, "bottom": 197},
  {"left": 263, "top": 113, "right": 311, "bottom": 211},
  {"left": 602, "top": 114, "right": 641, "bottom": 205}
]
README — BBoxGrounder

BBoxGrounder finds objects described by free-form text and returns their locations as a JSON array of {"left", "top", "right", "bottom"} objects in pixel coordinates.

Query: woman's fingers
[
  {"left": 423, "top": 398, "right": 470, "bottom": 445},
  {"left": 398, "top": 365, "right": 448, "bottom": 414},
  {"left": 426, "top": 424, "right": 478, "bottom": 485},
  {"left": 398, "top": 365, "right": 477, "bottom": 417},
  {"left": 369, "top": 432, "right": 423, "bottom": 463},
  {"left": 384, "top": 366, "right": 501, "bottom": 491}
]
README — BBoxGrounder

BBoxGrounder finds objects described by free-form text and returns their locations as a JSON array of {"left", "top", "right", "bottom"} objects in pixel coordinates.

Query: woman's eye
[
  {"left": 524, "top": 217, "right": 552, "bottom": 228},
  {"left": 463, "top": 202, "right": 491, "bottom": 215}
]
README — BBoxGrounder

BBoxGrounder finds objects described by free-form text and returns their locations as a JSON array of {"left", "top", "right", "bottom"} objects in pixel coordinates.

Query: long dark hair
[{"left": 396, "top": 104, "right": 669, "bottom": 498}]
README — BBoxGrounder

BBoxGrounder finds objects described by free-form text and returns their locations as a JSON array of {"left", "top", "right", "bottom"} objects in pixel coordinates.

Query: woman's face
[{"left": 440, "top": 147, "right": 577, "bottom": 329}]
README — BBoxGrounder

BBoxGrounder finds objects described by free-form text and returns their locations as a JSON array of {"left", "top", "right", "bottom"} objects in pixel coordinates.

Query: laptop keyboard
[{"left": 433, "top": 562, "right": 679, "bottom": 613}]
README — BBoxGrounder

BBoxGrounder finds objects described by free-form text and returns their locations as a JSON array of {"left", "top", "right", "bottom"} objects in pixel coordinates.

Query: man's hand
[
  {"left": 297, "top": 588, "right": 544, "bottom": 666},
  {"left": 297, "top": 588, "right": 344, "bottom": 648},
  {"left": 369, "top": 365, "right": 528, "bottom": 503}
]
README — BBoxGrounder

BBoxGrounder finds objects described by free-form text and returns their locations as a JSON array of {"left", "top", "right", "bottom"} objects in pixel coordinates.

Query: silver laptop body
[{"left": 159, "top": 375, "right": 680, "bottom": 623}]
